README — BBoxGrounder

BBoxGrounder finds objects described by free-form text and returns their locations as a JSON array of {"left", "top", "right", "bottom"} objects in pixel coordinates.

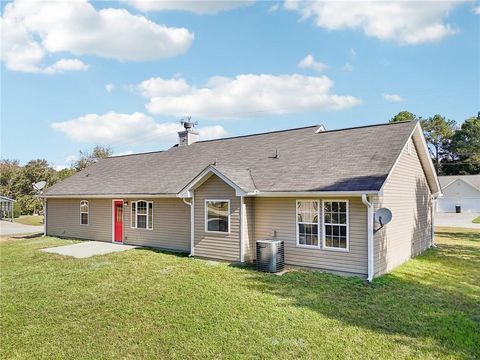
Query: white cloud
[
  {"left": 474, "top": 6, "right": 480, "bottom": 15},
  {"left": 268, "top": 3, "right": 280, "bottom": 13},
  {"left": 284, "top": 1, "right": 462, "bottom": 44},
  {"left": 53, "top": 164, "right": 68, "bottom": 171},
  {"left": 105, "top": 84, "right": 115, "bottom": 93},
  {"left": 349, "top": 48, "right": 356, "bottom": 57},
  {"left": 1, "top": 0, "right": 194, "bottom": 73},
  {"left": 124, "top": 0, "right": 255, "bottom": 14},
  {"left": 341, "top": 63, "right": 353, "bottom": 72},
  {"left": 383, "top": 93, "right": 404, "bottom": 102},
  {"left": 43, "top": 59, "right": 89, "bottom": 75},
  {"left": 51, "top": 112, "right": 227, "bottom": 145},
  {"left": 138, "top": 74, "right": 361, "bottom": 119},
  {"left": 112, "top": 150, "right": 134, "bottom": 157},
  {"left": 298, "top": 54, "right": 328, "bottom": 72}
]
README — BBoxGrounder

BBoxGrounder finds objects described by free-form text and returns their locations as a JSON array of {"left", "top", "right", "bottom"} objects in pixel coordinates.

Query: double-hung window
[
  {"left": 296, "top": 200, "right": 320, "bottom": 247},
  {"left": 131, "top": 200, "right": 153, "bottom": 229},
  {"left": 323, "top": 200, "right": 349, "bottom": 250},
  {"left": 205, "top": 200, "right": 230, "bottom": 233},
  {"left": 80, "top": 200, "right": 89, "bottom": 225}
]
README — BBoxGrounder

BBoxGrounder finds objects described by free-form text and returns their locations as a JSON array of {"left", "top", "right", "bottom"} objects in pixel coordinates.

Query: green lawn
[
  {"left": 473, "top": 216, "right": 480, "bottom": 224},
  {"left": 14, "top": 215, "right": 44, "bottom": 226},
  {"left": 1, "top": 228, "right": 479, "bottom": 359}
]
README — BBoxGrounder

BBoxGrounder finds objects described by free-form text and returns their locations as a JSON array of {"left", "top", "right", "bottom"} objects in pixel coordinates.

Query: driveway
[
  {"left": 435, "top": 212, "right": 480, "bottom": 229},
  {"left": 0, "top": 221, "right": 44, "bottom": 236},
  {"left": 40, "top": 241, "right": 137, "bottom": 258}
]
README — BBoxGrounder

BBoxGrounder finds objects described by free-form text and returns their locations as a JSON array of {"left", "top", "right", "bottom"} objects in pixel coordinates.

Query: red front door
[{"left": 114, "top": 200, "right": 123, "bottom": 242}]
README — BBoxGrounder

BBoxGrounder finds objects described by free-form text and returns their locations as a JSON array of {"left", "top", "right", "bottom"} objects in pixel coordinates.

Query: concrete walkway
[
  {"left": 40, "top": 241, "right": 137, "bottom": 258},
  {"left": 435, "top": 213, "right": 480, "bottom": 229},
  {"left": 0, "top": 220, "right": 44, "bottom": 236}
]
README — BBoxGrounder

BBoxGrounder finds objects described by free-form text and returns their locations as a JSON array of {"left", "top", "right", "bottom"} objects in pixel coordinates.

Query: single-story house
[
  {"left": 437, "top": 175, "right": 480, "bottom": 213},
  {"left": 43, "top": 120, "right": 441, "bottom": 280}
]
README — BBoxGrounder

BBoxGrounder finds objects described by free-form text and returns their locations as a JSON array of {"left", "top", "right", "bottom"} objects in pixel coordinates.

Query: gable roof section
[
  {"left": 44, "top": 121, "right": 423, "bottom": 197},
  {"left": 439, "top": 175, "right": 480, "bottom": 193}
]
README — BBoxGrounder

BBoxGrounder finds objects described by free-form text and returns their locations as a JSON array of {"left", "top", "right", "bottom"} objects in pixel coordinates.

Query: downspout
[
  {"left": 183, "top": 194, "right": 195, "bottom": 257},
  {"left": 362, "top": 194, "right": 374, "bottom": 282},
  {"left": 240, "top": 196, "right": 245, "bottom": 263},
  {"left": 43, "top": 198, "right": 47, "bottom": 237},
  {"left": 430, "top": 193, "right": 439, "bottom": 248}
]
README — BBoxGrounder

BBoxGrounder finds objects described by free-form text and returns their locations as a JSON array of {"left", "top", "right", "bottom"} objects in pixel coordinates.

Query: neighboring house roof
[
  {"left": 438, "top": 175, "right": 480, "bottom": 193},
  {"left": 44, "top": 121, "right": 436, "bottom": 197}
]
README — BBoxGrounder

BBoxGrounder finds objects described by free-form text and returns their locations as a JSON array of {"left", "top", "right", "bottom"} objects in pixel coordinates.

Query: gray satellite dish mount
[
  {"left": 374, "top": 208, "right": 392, "bottom": 233},
  {"left": 33, "top": 181, "right": 47, "bottom": 193}
]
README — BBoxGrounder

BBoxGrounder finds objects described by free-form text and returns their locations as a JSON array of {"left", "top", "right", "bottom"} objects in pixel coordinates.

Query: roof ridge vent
[{"left": 315, "top": 125, "right": 326, "bottom": 133}]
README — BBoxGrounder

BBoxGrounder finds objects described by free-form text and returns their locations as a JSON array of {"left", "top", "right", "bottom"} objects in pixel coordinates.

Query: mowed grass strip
[
  {"left": 1, "top": 228, "right": 479, "bottom": 359},
  {"left": 14, "top": 215, "right": 44, "bottom": 226}
]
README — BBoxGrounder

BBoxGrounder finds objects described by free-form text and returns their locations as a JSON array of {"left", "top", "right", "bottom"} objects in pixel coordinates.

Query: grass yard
[
  {"left": 14, "top": 215, "right": 44, "bottom": 226},
  {"left": 1, "top": 228, "right": 479, "bottom": 359},
  {"left": 473, "top": 216, "right": 480, "bottom": 224}
]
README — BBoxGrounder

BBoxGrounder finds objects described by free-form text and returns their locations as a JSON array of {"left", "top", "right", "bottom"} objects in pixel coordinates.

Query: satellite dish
[
  {"left": 33, "top": 181, "right": 47, "bottom": 191},
  {"left": 374, "top": 208, "right": 392, "bottom": 226}
]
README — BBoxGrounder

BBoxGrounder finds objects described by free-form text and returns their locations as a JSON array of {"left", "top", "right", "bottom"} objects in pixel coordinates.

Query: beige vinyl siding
[
  {"left": 194, "top": 175, "right": 241, "bottom": 261},
  {"left": 46, "top": 198, "right": 111, "bottom": 242},
  {"left": 254, "top": 197, "right": 367, "bottom": 275},
  {"left": 374, "top": 137, "right": 432, "bottom": 276},
  {"left": 243, "top": 197, "right": 255, "bottom": 262},
  {"left": 124, "top": 198, "right": 190, "bottom": 252}
]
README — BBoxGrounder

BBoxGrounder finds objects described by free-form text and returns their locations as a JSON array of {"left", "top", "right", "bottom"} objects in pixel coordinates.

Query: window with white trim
[
  {"left": 205, "top": 200, "right": 229, "bottom": 233},
  {"left": 80, "top": 200, "right": 89, "bottom": 225},
  {"left": 296, "top": 200, "right": 320, "bottom": 247},
  {"left": 131, "top": 200, "right": 153, "bottom": 229},
  {"left": 323, "top": 200, "right": 348, "bottom": 250}
]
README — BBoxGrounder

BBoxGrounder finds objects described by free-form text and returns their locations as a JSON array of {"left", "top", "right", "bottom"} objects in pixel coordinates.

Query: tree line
[
  {"left": 390, "top": 111, "right": 480, "bottom": 176},
  {"left": 1, "top": 113, "right": 479, "bottom": 216},
  {"left": 0, "top": 146, "right": 112, "bottom": 216}
]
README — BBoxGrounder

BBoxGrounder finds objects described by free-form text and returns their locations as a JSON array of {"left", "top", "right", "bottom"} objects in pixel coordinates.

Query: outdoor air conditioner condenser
[{"left": 256, "top": 239, "right": 285, "bottom": 273}]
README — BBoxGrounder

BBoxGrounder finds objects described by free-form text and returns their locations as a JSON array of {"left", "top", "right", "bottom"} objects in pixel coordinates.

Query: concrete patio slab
[
  {"left": 40, "top": 241, "right": 137, "bottom": 258},
  {"left": 435, "top": 212, "right": 480, "bottom": 229}
]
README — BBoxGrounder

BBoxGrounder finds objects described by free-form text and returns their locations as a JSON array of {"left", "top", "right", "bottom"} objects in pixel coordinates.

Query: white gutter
[
  {"left": 183, "top": 194, "right": 195, "bottom": 257},
  {"left": 362, "top": 194, "right": 374, "bottom": 282},
  {"left": 43, "top": 194, "right": 178, "bottom": 199},
  {"left": 240, "top": 196, "right": 245, "bottom": 263},
  {"left": 246, "top": 190, "right": 378, "bottom": 197}
]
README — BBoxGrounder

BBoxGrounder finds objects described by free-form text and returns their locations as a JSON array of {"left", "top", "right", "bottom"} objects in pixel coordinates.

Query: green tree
[
  {"left": 0, "top": 159, "right": 21, "bottom": 198},
  {"left": 443, "top": 116, "right": 480, "bottom": 175},
  {"left": 389, "top": 111, "right": 418, "bottom": 123},
  {"left": 12, "top": 159, "right": 59, "bottom": 215},
  {"left": 72, "top": 145, "right": 113, "bottom": 171},
  {"left": 57, "top": 167, "right": 76, "bottom": 180},
  {"left": 420, "top": 115, "right": 456, "bottom": 174}
]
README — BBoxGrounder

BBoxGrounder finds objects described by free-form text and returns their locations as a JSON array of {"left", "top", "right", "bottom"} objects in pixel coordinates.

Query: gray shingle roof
[
  {"left": 438, "top": 175, "right": 480, "bottom": 191},
  {"left": 44, "top": 121, "right": 418, "bottom": 196}
]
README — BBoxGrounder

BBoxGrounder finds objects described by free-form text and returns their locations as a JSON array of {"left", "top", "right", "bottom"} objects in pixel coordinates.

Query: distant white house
[{"left": 438, "top": 175, "right": 480, "bottom": 213}]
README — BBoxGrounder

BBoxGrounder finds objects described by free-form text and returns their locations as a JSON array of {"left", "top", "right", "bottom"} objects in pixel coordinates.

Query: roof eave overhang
[
  {"left": 244, "top": 190, "right": 379, "bottom": 197},
  {"left": 178, "top": 165, "right": 247, "bottom": 198},
  {"left": 41, "top": 194, "right": 178, "bottom": 199}
]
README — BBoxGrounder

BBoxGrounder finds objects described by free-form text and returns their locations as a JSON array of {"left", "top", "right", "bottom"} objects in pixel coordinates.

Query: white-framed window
[
  {"left": 131, "top": 200, "right": 153, "bottom": 230},
  {"left": 296, "top": 200, "right": 320, "bottom": 248},
  {"left": 205, "top": 200, "right": 230, "bottom": 233},
  {"left": 323, "top": 200, "right": 349, "bottom": 251},
  {"left": 80, "top": 200, "right": 89, "bottom": 225}
]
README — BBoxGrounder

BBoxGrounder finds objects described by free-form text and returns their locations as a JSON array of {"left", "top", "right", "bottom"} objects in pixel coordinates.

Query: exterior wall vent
[{"left": 256, "top": 239, "right": 285, "bottom": 273}]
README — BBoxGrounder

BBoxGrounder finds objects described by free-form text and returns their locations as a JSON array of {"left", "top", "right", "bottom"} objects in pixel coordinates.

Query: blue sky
[{"left": 1, "top": 0, "right": 479, "bottom": 169}]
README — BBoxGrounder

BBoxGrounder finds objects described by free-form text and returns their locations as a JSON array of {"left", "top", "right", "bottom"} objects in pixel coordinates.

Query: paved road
[
  {"left": 0, "top": 221, "right": 44, "bottom": 236},
  {"left": 435, "top": 213, "right": 480, "bottom": 229}
]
